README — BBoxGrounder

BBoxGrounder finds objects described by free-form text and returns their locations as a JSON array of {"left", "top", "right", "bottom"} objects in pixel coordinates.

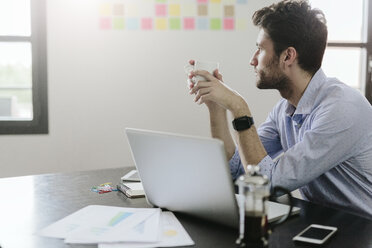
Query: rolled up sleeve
[{"left": 228, "top": 148, "right": 245, "bottom": 181}]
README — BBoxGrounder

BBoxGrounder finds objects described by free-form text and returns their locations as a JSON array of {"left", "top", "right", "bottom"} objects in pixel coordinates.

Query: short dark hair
[{"left": 252, "top": 0, "right": 327, "bottom": 75}]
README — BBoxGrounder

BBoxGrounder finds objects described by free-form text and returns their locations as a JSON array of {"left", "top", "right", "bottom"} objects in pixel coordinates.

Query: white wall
[{"left": 0, "top": 0, "right": 280, "bottom": 178}]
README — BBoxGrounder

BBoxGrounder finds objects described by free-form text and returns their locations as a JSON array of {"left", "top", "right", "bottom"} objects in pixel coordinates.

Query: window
[
  {"left": 0, "top": 0, "right": 48, "bottom": 134},
  {"left": 309, "top": 0, "right": 372, "bottom": 104}
]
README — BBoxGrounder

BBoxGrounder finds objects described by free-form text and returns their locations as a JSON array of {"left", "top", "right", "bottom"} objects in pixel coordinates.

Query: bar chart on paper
[
  {"left": 108, "top": 212, "right": 133, "bottom": 226},
  {"left": 38, "top": 205, "right": 161, "bottom": 244}
]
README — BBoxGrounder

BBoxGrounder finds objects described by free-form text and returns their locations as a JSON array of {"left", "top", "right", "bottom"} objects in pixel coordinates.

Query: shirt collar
[{"left": 285, "top": 68, "right": 326, "bottom": 117}]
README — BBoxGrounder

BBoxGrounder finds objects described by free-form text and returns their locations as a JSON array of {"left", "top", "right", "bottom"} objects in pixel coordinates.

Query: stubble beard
[{"left": 256, "top": 57, "right": 291, "bottom": 91}]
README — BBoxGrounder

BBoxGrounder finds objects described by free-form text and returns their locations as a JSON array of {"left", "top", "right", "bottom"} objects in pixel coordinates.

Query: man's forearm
[
  {"left": 209, "top": 107, "right": 236, "bottom": 160},
  {"left": 230, "top": 98, "right": 267, "bottom": 166}
]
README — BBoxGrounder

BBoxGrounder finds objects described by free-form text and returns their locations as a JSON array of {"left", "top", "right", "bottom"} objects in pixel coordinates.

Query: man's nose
[{"left": 250, "top": 55, "right": 258, "bottom": 67}]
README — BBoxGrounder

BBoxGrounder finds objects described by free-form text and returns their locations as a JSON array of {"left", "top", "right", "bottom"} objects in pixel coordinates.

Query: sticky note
[
  {"left": 209, "top": 3, "right": 221, "bottom": 17},
  {"left": 99, "top": 4, "right": 111, "bottom": 16},
  {"left": 222, "top": 0, "right": 235, "bottom": 4},
  {"left": 113, "top": 18, "right": 125, "bottom": 29},
  {"left": 210, "top": 0, "right": 221, "bottom": 3},
  {"left": 99, "top": 18, "right": 111, "bottom": 30},
  {"left": 141, "top": 18, "right": 153, "bottom": 30},
  {"left": 224, "top": 5, "right": 234, "bottom": 17},
  {"left": 113, "top": 4, "right": 124, "bottom": 16},
  {"left": 155, "top": 18, "right": 167, "bottom": 30},
  {"left": 210, "top": 18, "right": 221, "bottom": 30},
  {"left": 126, "top": 18, "right": 139, "bottom": 30},
  {"left": 223, "top": 18, "right": 234, "bottom": 30},
  {"left": 169, "top": 18, "right": 181, "bottom": 30},
  {"left": 181, "top": 4, "right": 196, "bottom": 16},
  {"left": 236, "top": 18, "right": 247, "bottom": 30},
  {"left": 155, "top": 4, "right": 167, "bottom": 16},
  {"left": 156, "top": 0, "right": 167, "bottom": 2},
  {"left": 183, "top": 17, "right": 195, "bottom": 30},
  {"left": 125, "top": 4, "right": 139, "bottom": 17},
  {"left": 237, "top": 0, "right": 248, "bottom": 4},
  {"left": 169, "top": 4, "right": 181, "bottom": 16},
  {"left": 197, "top": 0, "right": 208, "bottom": 3},
  {"left": 197, "top": 18, "right": 208, "bottom": 30},
  {"left": 197, "top": 4, "right": 208, "bottom": 16}
]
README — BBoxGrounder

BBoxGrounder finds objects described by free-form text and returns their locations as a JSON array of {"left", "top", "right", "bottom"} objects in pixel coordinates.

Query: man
[{"left": 188, "top": 0, "right": 372, "bottom": 219}]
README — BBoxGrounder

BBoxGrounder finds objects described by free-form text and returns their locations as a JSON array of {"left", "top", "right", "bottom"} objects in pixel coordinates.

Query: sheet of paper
[
  {"left": 98, "top": 211, "right": 194, "bottom": 248},
  {"left": 65, "top": 208, "right": 160, "bottom": 244},
  {"left": 38, "top": 205, "right": 160, "bottom": 243}
]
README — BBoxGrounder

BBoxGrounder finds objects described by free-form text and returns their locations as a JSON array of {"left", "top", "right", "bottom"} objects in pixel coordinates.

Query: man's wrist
[
  {"left": 232, "top": 116, "right": 254, "bottom": 131},
  {"left": 229, "top": 97, "right": 251, "bottom": 118},
  {"left": 207, "top": 103, "right": 226, "bottom": 114}
]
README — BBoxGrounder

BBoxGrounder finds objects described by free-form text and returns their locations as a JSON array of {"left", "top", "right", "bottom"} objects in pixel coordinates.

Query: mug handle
[{"left": 269, "top": 186, "right": 294, "bottom": 228}]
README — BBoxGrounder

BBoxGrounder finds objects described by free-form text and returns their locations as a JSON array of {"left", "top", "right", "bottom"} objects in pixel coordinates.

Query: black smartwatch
[{"left": 232, "top": 115, "right": 254, "bottom": 131}]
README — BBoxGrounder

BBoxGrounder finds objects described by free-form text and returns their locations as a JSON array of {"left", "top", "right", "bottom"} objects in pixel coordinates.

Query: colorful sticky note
[
  {"left": 169, "top": 4, "right": 181, "bottom": 16},
  {"left": 169, "top": 18, "right": 181, "bottom": 30},
  {"left": 155, "top": 18, "right": 167, "bottom": 30},
  {"left": 125, "top": 4, "right": 139, "bottom": 17},
  {"left": 126, "top": 18, "right": 139, "bottom": 30},
  {"left": 236, "top": 18, "right": 247, "bottom": 30},
  {"left": 113, "top": 18, "right": 125, "bottom": 29},
  {"left": 99, "top": 4, "right": 111, "bottom": 16},
  {"left": 99, "top": 17, "right": 111, "bottom": 30},
  {"left": 209, "top": 3, "right": 221, "bottom": 17},
  {"left": 141, "top": 18, "right": 153, "bottom": 30},
  {"left": 197, "top": 0, "right": 208, "bottom": 3},
  {"left": 113, "top": 4, "right": 124, "bottom": 16},
  {"left": 155, "top": 4, "right": 167, "bottom": 16},
  {"left": 183, "top": 17, "right": 195, "bottom": 30},
  {"left": 223, "top": 18, "right": 234, "bottom": 30},
  {"left": 210, "top": 18, "right": 221, "bottom": 30},
  {"left": 197, "top": 4, "right": 208, "bottom": 16},
  {"left": 224, "top": 5, "right": 234, "bottom": 17},
  {"left": 210, "top": 0, "right": 221, "bottom": 3},
  {"left": 181, "top": 4, "right": 196, "bottom": 16},
  {"left": 197, "top": 18, "right": 209, "bottom": 30}
]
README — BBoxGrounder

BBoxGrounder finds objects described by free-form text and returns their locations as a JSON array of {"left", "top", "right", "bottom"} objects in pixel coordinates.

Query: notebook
[
  {"left": 125, "top": 128, "right": 299, "bottom": 228},
  {"left": 117, "top": 182, "right": 145, "bottom": 198}
]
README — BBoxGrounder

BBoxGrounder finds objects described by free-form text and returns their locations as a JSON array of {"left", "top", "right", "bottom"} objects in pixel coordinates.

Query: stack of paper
[{"left": 38, "top": 205, "right": 194, "bottom": 247}]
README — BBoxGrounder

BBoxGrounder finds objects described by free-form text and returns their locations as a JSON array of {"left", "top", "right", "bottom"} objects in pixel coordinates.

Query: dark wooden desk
[{"left": 0, "top": 167, "right": 371, "bottom": 248}]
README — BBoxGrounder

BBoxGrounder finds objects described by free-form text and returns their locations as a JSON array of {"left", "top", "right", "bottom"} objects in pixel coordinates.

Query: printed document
[
  {"left": 99, "top": 211, "right": 194, "bottom": 248},
  {"left": 38, "top": 205, "right": 160, "bottom": 243}
]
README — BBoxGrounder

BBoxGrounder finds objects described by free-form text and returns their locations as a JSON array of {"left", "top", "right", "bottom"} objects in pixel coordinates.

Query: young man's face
[{"left": 250, "top": 29, "right": 290, "bottom": 90}]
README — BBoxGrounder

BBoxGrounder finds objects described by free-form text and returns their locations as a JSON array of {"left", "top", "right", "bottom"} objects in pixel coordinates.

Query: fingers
[
  {"left": 189, "top": 80, "right": 211, "bottom": 95},
  {"left": 191, "top": 70, "right": 216, "bottom": 82},
  {"left": 187, "top": 79, "right": 194, "bottom": 90},
  {"left": 213, "top": 69, "right": 223, "bottom": 81},
  {"left": 194, "top": 88, "right": 211, "bottom": 104}
]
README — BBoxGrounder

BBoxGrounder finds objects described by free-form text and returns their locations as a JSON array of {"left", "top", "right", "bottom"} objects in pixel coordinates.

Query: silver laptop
[{"left": 125, "top": 128, "right": 297, "bottom": 228}]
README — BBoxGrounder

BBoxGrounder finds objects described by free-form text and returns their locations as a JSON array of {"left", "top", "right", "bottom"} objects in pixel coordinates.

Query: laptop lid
[{"left": 125, "top": 128, "right": 240, "bottom": 228}]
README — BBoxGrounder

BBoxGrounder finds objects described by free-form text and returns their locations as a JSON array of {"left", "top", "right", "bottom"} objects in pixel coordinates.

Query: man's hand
[
  {"left": 189, "top": 69, "right": 250, "bottom": 117},
  {"left": 187, "top": 60, "right": 224, "bottom": 112}
]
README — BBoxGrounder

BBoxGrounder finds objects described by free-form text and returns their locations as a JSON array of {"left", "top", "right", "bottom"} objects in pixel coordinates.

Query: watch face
[{"left": 233, "top": 116, "right": 254, "bottom": 131}]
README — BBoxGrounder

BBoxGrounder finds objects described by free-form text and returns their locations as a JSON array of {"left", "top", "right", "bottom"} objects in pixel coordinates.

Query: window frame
[
  {"left": 0, "top": 0, "right": 48, "bottom": 134},
  {"left": 325, "top": 0, "right": 372, "bottom": 104}
]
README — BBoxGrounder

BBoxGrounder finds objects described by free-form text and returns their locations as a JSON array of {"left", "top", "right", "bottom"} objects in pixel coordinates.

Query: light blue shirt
[{"left": 229, "top": 69, "right": 372, "bottom": 219}]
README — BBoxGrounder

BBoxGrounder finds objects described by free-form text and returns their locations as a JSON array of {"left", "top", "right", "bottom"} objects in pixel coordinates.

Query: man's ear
[{"left": 282, "top": 47, "right": 297, "bottom": 65}]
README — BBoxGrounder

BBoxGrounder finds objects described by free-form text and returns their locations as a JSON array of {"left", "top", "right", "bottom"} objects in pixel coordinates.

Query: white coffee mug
[{"left": 184, "top": 60, "right": 219, "bottom": 84}]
